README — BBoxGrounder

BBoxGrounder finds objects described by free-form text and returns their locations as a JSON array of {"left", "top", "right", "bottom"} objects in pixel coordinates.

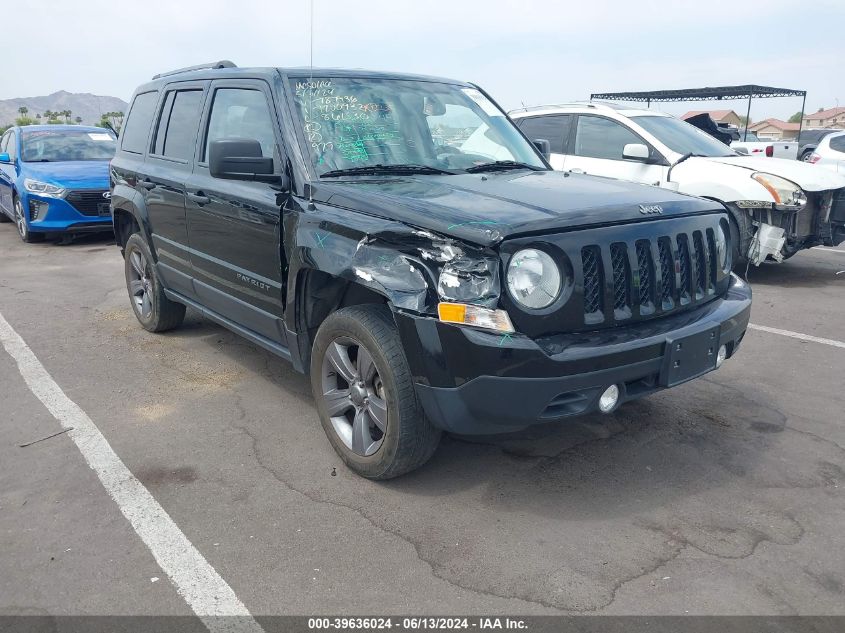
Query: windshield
[
  {"left": 290, "top": 77, "right": 546, "bottom": 175},
  {"left": 632, "top": 115, "right": 737, "bottom": 157},
  {"left": 21, "top": 129, "right": 117, "bottom": 162}
]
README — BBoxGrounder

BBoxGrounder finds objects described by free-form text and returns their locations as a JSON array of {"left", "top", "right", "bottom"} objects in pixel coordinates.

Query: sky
[{"left": 4, "top": 0, "right": 843, "bottom": 122}]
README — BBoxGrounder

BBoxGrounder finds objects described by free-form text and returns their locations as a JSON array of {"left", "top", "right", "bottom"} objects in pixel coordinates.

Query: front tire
[
  {"left": 124, "top": 233, "right": 185, "bottom": 332},
  {"left": 14, "top": 197, "right": 43, "bottom": 243},
  {"left": 310, "top": 305, "right": 441, "bottom": 479}
]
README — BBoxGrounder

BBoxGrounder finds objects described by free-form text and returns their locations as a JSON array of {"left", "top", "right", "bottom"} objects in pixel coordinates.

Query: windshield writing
[{"left": 292, "top": 77, "right": 545, "bottom": 174}]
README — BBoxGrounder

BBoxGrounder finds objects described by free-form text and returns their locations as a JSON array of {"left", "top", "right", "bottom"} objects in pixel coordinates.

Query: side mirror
[
  {"left": 734, "top": 146, "right": 749, "bottom": 155},
  {"left": 532, "top": 138, "right": 551, "bottom": 160},
  {"left": 0, "top": 153, "right": 10, "bottom": 163},
  {"left": 209, "top": 138, "right": 278, "bottom": 183},
  {"left": 622, "top": 143, "right": 650, "bottom": 161}
]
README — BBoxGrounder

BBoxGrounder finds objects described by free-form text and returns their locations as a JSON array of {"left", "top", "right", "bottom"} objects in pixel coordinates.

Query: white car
[
  {"left": 808, "top": 131, "right": 845, "bottom": 174},
  {"left": 509, "top": 102, "right": 845, "bottom": 264}
]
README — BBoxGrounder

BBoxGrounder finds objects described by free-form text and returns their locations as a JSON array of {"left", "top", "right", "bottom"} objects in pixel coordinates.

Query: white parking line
[
  {"left": 812, "top": 246, "right": 845, "bottom": 254},
  {"left": 0, "top": 310, "right": 264, "bottom": 633},
  {"left": 749, "top": 323, "right": 845, "bottom": 350}
]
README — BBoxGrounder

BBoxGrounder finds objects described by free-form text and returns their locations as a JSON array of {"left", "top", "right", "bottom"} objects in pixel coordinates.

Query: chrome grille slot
[
  {"left": 706, "top": 228, "right": 717, "bottom": 294},
  {"left": 657, "top": 237, "right": 674, "bottom": 310},
  {"left": 581, "top": 245, "right": 603, "bottom": 324},
  {"left": 610, "top": 242, "right": 631, "bottom": 319},
  {"left": 677, "top": 234, "right": 692, "bottom": 304},
  {"left": 692, "top": 231, "right": 707, "bottom": 298},
  {"left": 635, "top": 240, "right": 655, "bottom": 314}
]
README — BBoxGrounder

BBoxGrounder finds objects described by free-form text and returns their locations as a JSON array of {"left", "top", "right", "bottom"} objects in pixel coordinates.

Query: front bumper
[
  {"left": 24, "top": 192, "right": 112, "bottom": 234},
  {"left": 396, "top": 274, "right": 752, "bottom": 435}
]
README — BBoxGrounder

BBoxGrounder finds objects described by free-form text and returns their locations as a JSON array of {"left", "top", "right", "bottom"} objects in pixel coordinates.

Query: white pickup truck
[
  {"left": 729, "top": 130, "right": 799, "bottom": 160},
  {"left": 509, "top": 102, "right": 845, "bottom": 265}
]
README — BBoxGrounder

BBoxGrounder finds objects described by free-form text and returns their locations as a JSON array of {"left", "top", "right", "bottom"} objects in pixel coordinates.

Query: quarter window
[
  {"left": 153, "top": 90, "right": 204, "bottom": 161},
  {"left": 517, "top": 115, "right": 572, "bottom": 154},
  {"left": 204, "top": 88, "right": 276, "bottom": 161},
  {"left": 574, "top": 115, "right": 644, "bottom": 160},
  {"left": 121, "top": 91, "right": 159, "bottom": 154},
  {"left": 829, "top": 135, "right": 845, "bottom": 153}
]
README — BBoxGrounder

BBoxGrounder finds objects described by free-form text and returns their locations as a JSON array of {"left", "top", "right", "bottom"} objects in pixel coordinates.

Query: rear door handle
[
  {"left": 569, "top": 168, "right": 585, "bottom": 174},
  {"left": 139, "top": 179, "right": 155, "bottom": 190},
  {"left": 187, "top": 191, "right": 210, "bottom": 205}
]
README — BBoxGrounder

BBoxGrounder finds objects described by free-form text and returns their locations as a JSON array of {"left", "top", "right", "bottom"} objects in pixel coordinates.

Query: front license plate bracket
[{"left": 660, "top": 323, "right": 721, "bottom": 387}]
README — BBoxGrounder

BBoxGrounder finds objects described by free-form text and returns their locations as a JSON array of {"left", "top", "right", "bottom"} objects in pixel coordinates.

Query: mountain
[{"left": 0, "top": 90, "right": 129, "bottom": 126}]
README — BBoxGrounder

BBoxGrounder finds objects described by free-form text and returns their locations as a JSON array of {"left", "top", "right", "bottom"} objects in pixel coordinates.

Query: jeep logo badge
[
  {"left": 639, "top": 204, "right": 662, "bottom": 215},
  {"left": 102, "top": 191, "right": 111, "bottom": 199}
]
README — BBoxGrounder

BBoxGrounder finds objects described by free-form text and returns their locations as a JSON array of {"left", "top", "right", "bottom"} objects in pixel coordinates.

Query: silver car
[{"left": 809, "top": 131, "right": 845, "bottom": 174}]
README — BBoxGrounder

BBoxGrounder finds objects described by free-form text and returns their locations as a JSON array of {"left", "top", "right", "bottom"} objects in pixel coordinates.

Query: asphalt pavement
[{"left": 0, "top": 226, "right": 843, "bottom": 618}]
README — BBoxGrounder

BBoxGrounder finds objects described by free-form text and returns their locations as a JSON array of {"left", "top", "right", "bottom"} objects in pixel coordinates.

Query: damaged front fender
[{"left": 285, "top": 201, "right": 501, "bottom": 317}]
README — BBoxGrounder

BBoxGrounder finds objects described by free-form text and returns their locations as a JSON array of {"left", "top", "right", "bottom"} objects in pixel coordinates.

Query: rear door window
[
  {"left": 517, "top": 115, "right": 572, "bottom": 154},
  {"left": 121, "top": 91, "right": 159, "bottom": 154},
  {"left": 152, "top": 90, "right": 204, "bottom": 161}
]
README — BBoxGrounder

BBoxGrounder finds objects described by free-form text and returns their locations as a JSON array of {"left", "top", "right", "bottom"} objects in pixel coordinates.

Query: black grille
[
  {"left": 610, "top": 243, "right": 630, "bottom": 313},
  {"left": 581, "top": 246, "right": 602, "bottom": 319},
  {"left": 658, "top": 237, "right": 674, "bottom": 308},
  {"left": 579, "top": 227, "right": 721, "bottom": 326},
  {"left": 635, "top": 240, "right": 654, "bottom": 310},
  {"left": 65, "top": 190, "right": 110, "bottom": 217}
]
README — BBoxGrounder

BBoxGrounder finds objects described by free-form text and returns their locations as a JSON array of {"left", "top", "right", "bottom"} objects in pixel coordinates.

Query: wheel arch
[
  {"left": 290, "top": 267, "right": 391, "bottom": 371},
  {"left": 111, "top": 183, "right": 154, "bottom": 255}
]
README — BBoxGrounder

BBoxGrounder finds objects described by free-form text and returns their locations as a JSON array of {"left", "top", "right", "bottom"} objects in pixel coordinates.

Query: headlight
[
  {"left": 751, "top": 172, "right": 806, "bottom": 208},
  {"left": 506, "top": 249, "right": 561, "bottom": 309},
  {"left": 24, "top": 178, "right": 66, "bottom": 198},
  {"left": 715, "top": 221, "right": 730, "bottom": 270}
]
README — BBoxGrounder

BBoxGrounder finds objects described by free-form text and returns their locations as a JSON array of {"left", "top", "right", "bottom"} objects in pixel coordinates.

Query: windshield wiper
[
  {"left": 465, "top": 160, "right": 544, "bottom": 173},
  {"left": 320, "top": 164, "right": 455, "bottom": 178}
]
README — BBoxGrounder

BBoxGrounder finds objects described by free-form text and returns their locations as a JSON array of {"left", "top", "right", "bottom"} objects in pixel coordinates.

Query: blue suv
[{"left": 0, "top": 125, "right": 117, "bottom": 242}]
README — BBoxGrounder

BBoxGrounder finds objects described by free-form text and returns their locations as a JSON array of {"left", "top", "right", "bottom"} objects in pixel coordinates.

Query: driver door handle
[
  {"left": 569, "top": 168, "right": 585, "bottom": 174},
  {"left": 139, "top": 179, "right": 155, "bottom": 190},
  {"left": 187, "top": 191, "right": 210, "bottom": 205}
]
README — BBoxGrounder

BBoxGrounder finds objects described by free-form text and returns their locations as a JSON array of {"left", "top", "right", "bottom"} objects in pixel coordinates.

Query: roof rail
[
  {"left": 508, "top": 102, "right": 599, "bottom": 115},
  {"left": 152, "top": 60, "right": 237, "bottom": 80}
]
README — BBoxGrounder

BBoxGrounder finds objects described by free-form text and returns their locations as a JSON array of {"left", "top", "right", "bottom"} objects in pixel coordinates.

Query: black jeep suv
[{"left": 111, "top": 61, "right": 751, "bottom": 478}]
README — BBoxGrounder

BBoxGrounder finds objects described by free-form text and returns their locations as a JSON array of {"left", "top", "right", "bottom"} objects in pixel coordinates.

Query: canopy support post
[
  {"left": 744, "top": 93, "right": 752, "bottom": 141},
  {"left": 797, "top": 92, "right": 807, "bottom": 144}
]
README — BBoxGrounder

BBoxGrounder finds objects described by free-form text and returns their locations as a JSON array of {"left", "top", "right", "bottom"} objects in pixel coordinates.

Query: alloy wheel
[
  {"left": 321, "top": 336, "right": 388, "bottom": 456},
  {"left": 15, "top": 200, "right": 27, "bottom": 240},
  {"left": 128, "top": 249, "right": 154, "bottom": 319}
]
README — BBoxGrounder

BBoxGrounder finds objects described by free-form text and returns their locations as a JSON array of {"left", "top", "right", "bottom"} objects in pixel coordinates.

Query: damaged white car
[{"left": 510, "top": 103, "right": 845, "bottom": 265}]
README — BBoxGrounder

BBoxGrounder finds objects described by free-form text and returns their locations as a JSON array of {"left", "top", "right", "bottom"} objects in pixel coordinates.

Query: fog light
[
  {"left": 598, "top": 384, "right": 620, "bottom": 413},
  {"left": 29, "top": 199, "right": 49, "bottom": 221},
  {"left": 716, "top": 344, "right": 728, "bottom": 368}
]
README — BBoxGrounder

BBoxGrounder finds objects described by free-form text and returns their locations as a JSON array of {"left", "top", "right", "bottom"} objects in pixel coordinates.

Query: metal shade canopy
[{"left": 590, "top": 84, "right": 808, "bottom": 141}]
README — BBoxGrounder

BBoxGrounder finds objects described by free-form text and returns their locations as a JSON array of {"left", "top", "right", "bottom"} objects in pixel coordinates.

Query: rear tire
[
  {"left": 310, "top": 304, "right": 441, "bottom": 479},
  {"left": 123, "top": 233, "right": 185, "bottom": 332}
]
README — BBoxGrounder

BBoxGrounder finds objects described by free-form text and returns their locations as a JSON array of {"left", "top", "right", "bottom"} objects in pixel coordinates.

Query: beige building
[
  {"left": 747, "top": 118, "right": 800, "bottom": 140},
  {"left": 681, "top": 109, "right": 744, "bottom": 127},
  {"left": 802, "top": 107, "right": 845, "bottom": 129}
]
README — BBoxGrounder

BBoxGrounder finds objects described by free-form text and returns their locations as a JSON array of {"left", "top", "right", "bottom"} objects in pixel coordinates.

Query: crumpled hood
[
  {"left": 22, "top": 160, "right": 110, "bottom": 189},
  {"left": 706, "top": 155, "right": 845, "bottom": 191},
  {"left": 315, "top": 170, "right": 720, "bottom": 246}
]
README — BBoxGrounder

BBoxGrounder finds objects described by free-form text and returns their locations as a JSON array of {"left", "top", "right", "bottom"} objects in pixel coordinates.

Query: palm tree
[
  {"left": 63, "top": 110, "right": 72, "bottom": 123},
  {"left": 44, "top": 110, "right": 53, "bottom": 120},
  {"left": 75, "top": 116, "right": 82, "bottom": 124},
  {"left": 18, "top": 106, "right": 28, "bottom": 117}
]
